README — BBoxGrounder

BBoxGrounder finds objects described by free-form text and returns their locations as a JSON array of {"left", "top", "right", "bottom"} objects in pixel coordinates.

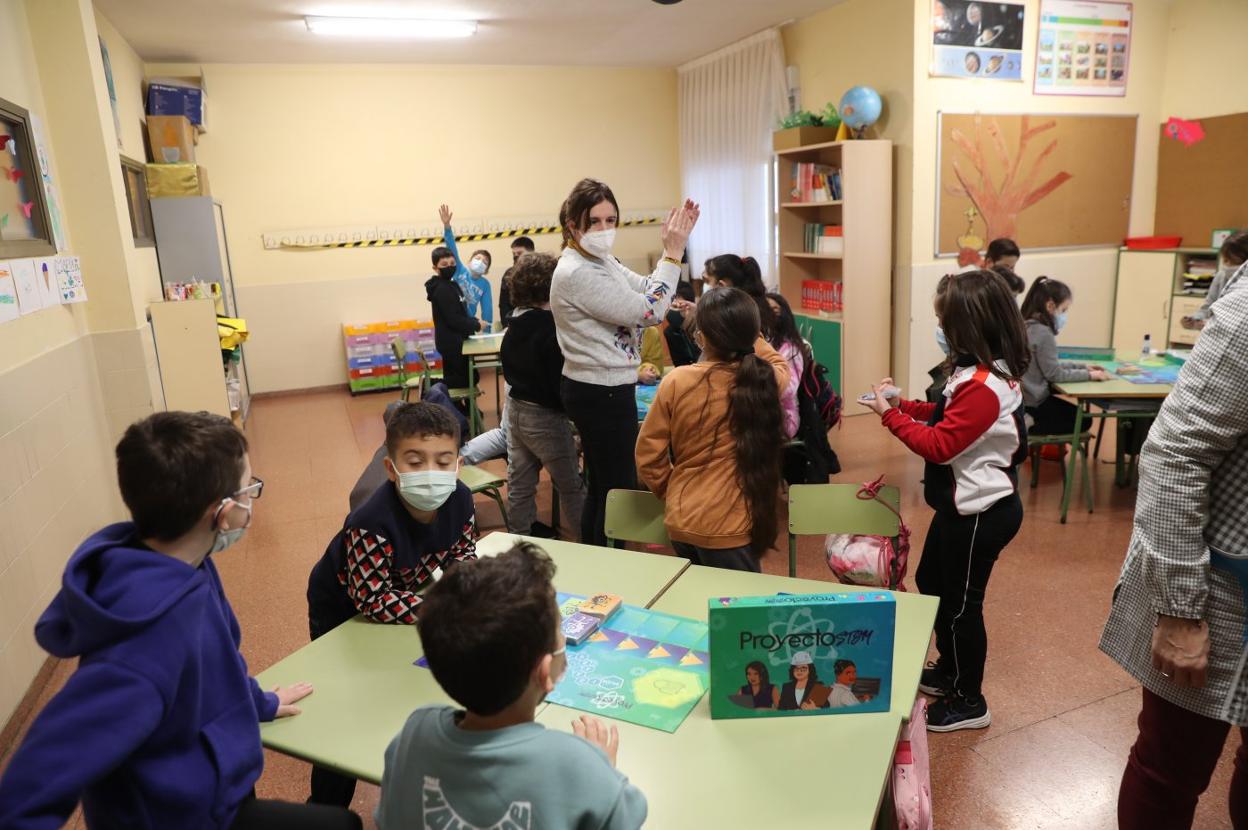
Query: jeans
[
  {"left": 672, "top": 541, "right": 761, "bottom": 573},
  {"left": 505, "top": 398, "right": 586, "bottom": 539},
  {"left": 914, "top": 493, "right": 1022, "bottom": 699},
  {"left": 561, "top": 378, "right": 638, "bottom": 547},
  {"left": 1119, "top": 687, "right": 1248, "bottom": 829}
]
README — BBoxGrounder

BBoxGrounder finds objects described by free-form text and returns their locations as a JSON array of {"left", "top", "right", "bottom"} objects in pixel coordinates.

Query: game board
[
  {"left": 412, "top": 593, "right": 709, "bottom": 732},
  {"left": 1098, "top": 358, "right": 1181, "bottom": 385},
  {"left": 635, "top": 383, "right": 658, "bottom": 420},
  {"left": 548, "top": 593, "right": 709, "bottom": 733}
]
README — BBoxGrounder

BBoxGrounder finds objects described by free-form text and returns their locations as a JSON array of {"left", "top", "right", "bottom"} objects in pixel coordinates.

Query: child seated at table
[
  {"left": 1020, "top": 277, "right": 1108, "bottom": 435},
  {"left": 500, "top": 252, "right": 587, "bottom": 540},
  {"left": 0, "top": 412, "right": 359, "bottom": 830},
  {"left": 306, "top": 401, "right": 477, "bottom": 806},
  {"left": 376, "top": 541, "right": 647, "bottom": 829}
]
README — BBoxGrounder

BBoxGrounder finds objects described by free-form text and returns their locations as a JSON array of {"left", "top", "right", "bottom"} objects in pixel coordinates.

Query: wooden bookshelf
[{"left": 776, "top": 139, "right": 892, "bottom": 405}]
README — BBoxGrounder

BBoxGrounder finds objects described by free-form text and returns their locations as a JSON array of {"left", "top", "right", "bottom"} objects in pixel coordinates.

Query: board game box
[{"left": 708, "top": 592, "right": 895, "bottom": 720}]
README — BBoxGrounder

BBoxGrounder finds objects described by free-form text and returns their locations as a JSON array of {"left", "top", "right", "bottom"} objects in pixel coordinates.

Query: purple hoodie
[{"left": 0, "top": 523, "right": 278, "bottom": 829}]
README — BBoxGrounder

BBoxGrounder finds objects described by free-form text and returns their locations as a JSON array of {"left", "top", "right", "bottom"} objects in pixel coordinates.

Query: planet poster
[
  {"left": 1035, "top": 0, "right": 1132, "bottom": 97},
  {"left": 931, "top": 0, "right": 1026, "bottom": 81}
]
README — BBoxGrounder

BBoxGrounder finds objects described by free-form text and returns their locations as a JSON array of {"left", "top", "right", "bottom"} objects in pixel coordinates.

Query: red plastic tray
[{"left": 1124, "top": 235, "right": 1182, "bottom": 250}]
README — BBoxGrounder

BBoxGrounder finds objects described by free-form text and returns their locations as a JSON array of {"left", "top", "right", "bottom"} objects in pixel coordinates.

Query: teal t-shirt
[{"left": 377, "top": 705, "right": 648, "bottom": 830}]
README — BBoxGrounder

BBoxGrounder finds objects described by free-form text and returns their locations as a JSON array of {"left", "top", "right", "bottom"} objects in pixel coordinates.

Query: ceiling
[{"left": 94, "top": 0, "right": 844, "bottom": 66}]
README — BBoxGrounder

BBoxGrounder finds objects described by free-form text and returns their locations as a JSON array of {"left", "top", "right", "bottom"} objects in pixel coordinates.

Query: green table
[
  {"left": 1053, "top": 362, "right": 1172, "bottom": 523},
  {"left": 463, "top": 333, "right": 504, "bottom": 436},
  {"left": 537, "top": 565, "right": 939, "bottom": 829},
  {"left": 256, "top": 532, "right": 688, "bottom": 783}
]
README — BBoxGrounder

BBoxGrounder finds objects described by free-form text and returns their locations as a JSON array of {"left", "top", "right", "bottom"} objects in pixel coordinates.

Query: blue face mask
[
  {"left": 935, "top": 325, "right": 950, "bottom": 355},
  {"left": 1054, "top": 312, "right": 1068, "bottom": 332}
]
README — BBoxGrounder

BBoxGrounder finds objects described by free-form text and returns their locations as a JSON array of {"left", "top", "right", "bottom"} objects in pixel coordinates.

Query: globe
[{"left": 839, "top": 86, "right": 882, "bottom": 131}]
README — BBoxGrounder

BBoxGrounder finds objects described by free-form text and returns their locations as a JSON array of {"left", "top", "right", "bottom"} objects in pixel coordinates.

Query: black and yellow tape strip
[{"left": 282, "top": 217, "right": 663, "bottom": 250}]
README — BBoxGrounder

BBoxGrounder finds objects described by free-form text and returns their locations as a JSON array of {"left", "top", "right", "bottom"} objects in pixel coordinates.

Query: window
[
  {"left": 0, "top": 96, "right": 55, "bottom": 258},
  {"left": 121, "top": 155, "right": 155, "bottom": 247}
]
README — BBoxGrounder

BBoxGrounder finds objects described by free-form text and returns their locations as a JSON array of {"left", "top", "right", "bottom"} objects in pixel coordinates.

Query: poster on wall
[
  {"left": 33, "top": 256, "right": 60, "bottom": 308},
  {"left": 53, "top": 255, "right": 86, "bottom": 303},
  {"left": 99, "top": 37, "right": 124, "bottom": 149},
  {"left": 931, "top": 1, "right": 1026, "bottom": 81},
  {"left": 1035, "top": 0, "right": 1132, "bottom": 96},
  {"left": 10, "top": 257, "right": 43, "bottom": 314},
  {"left": 936, "top": 112, "right": 1136, "bottom": 258},
  {"left": 0, "top": 262, "right": 19, "bottom": 324}
]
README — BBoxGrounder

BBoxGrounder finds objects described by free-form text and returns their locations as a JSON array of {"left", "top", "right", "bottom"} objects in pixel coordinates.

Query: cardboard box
[
  {"left": 772, "top": 126, "right": 841, "bottom": 152},
  {"left": 147, "top": 82, "right": 206, "bottom": 128},
  {"left": 147, "top": 115, "right": 196, "bottom": 164},
  {"left": 708, "top": 592, "right": 895, "bottom": 719},
  {"left": 145, "top": 163, "right": 210, "bottom": 198}
]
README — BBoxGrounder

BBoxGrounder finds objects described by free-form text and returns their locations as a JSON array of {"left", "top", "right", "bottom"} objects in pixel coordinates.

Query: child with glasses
[{"left": 0, "top": 412, "right": 359, "bottom": 830}]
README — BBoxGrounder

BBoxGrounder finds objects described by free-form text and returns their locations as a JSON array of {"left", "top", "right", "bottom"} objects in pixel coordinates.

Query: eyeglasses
[{"left": 233, "top": 477, "right": 264, "bottom": 501}]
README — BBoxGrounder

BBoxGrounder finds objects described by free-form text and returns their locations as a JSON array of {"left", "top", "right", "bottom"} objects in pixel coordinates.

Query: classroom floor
[{"left": 1, "top": 379, "right": 1240, "bottom": 829}]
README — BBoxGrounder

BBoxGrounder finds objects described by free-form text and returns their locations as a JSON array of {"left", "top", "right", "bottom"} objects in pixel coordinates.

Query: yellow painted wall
[
  {"left": 0, "top": 0, "right": 86, "bottom": 374},
  {"left": 782, "top": 0, "right": 915, "bottom": 379},
  {"left": 900, "top": 0, "right": 1173, "bottom": 392},
  {"left": 143, "top": 62, "right": 681, "bottom": 392},
  {"left": 1160, "top": 0, "right": 1248, "bottom": 119}
]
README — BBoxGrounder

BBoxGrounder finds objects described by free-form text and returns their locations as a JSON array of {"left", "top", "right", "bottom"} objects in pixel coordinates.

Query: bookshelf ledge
[{"left": 784, "top": 252, "right": 844, "bottom": 260}]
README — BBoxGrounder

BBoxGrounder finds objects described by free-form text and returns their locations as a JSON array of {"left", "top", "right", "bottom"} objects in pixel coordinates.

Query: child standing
[
  {"left": 437, "top": 204, "right": 495, "bottom": 329},
  {"left": 1020, "top": 276, "right": 1108, "bottom": 435},
  {"left": 636, "top": 286, "right": 789, "bottom": 572},
  {"left": 376, "top": 541, "right": 647, "bottom": 829},
  {"left": 425, "top": 237, "right": 484, "bottom": 390},
  {"left": 306, "top": 402, "right": 477, "bottom": 806},
  {"left": 860, "top": 270, "right": 1029, "bottom": 731},
  {"left": 499, "top": 252, "right": 587, "bottom": 538},
  {"left": 1182, "top": 230, "right": 1248, "bottom": 331},
  {"left": 0, "top": 412, "right": 358, "bottom": 830},
  {"left": 766, "top": 292, "right": 808, "bottom": 440}
]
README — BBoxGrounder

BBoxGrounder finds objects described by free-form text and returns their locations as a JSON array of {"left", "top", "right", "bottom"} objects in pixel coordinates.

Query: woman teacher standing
[{"left": 551, "top": 178, "right": 699, "bottom": 546}]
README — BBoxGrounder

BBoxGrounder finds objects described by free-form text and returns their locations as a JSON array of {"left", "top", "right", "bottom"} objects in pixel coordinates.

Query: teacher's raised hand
[{"left": 662, "top": 199, "right": 700, "bottom": 260}]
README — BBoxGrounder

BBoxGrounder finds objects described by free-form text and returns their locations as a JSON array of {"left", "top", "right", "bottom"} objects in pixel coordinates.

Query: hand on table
[
  {"left": 661, "top": 199, "right": 700, "bottom": 261},
  {"left": 273, "top": 682, "right": 314, "bottom": 718},
  {"left": 1088, "top": 368, "right": 1110, "bottom": 382},
  {"left": 572, "top": 715, "right": 620, "bottom": 767},
  {"left": 800, "top": 700, "right": 816, "bottom": 710},
  {"left": 1151, "top": 615, "right": 1209, "bottom": 688},
  {"left": 638, "top": 365, "right": 660, "bottom": 385},
  {"left": 438, "top": 204, "right": 453, "bottom": 227}
]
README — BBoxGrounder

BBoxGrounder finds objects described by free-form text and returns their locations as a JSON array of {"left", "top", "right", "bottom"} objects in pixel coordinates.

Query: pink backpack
[
  {"left": 893, "top": 697, "right": 934, "bottom": 829},
  {"left": 824, "top": 476, "right": 911, "bottom": 590}
]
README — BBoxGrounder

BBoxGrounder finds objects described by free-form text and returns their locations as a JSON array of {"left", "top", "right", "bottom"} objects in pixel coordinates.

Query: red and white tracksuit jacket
[{"left": 882, "top": 360, "right": 1028, "bottom": 516}]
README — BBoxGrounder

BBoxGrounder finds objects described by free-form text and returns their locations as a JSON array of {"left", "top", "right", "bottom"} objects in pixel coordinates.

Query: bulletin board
[
  {"left": 936, "top": 112, "right": 1136, "bottom": 255},
  {"left": 1155, "top": 112, "right": 1248, "bottom": 247}
]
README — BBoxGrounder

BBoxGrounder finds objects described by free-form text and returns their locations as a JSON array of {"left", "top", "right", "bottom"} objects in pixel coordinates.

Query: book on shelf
[
  {"left": 800, "top": 279, "right": 843, "bottom": 313},
  {"left": 788, "top": 162, "right": 842, "bottom": 203},
  {"left": 802, "top": 224, "right": 844, "bottom": 254}
]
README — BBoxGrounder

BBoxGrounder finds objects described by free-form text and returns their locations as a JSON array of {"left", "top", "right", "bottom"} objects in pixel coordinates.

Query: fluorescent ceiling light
[{"left": 304, "top": 16, "right": 477, "bottom": 38}]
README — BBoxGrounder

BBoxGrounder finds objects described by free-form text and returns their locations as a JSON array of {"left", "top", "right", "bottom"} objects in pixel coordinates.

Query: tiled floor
[{"left": 1, "top": 381, "right": 1242, "bottom": 829}]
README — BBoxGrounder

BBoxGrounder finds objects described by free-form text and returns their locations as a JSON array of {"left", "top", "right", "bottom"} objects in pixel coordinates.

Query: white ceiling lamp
[{"left": 304, "top": 15, "right": 478, "bottom": 39}]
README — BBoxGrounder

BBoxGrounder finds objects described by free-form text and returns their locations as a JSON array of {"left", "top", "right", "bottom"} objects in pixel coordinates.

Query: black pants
[
  {"left": 306, "top": 607, "right": 358, "bottom": 808},
  {"left": 440, "top": 344, "right": 477, "bottom": 391},
  {"left": 1026, "top": 396, "right": 1078, "bottom": 436},
  {"left": 672, "top": 541, "right": 761, "bottom": 573},
  {"left": 914, "top": 493, "right": 1023, "bottom": 700},
  {"left": 231, "top": 796, "right": 361, "bottom": 830},
  {"left": 561, "top": 377, "right": 638, "bottom": 547}
]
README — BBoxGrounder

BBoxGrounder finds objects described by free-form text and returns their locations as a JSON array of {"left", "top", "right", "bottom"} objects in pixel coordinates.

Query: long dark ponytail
[{"left": 695, "top": 287, "right": 784, "bottom": 554}]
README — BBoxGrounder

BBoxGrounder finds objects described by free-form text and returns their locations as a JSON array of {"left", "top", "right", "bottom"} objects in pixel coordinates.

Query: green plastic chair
[
  {"left": 459, "top": 464, "right": 509, "bottom": 530},
  {"left": 604, "top": 489, "right": 669, "bottom": 549},
  {"left": 389, "top": 338, "right": 430, "bottom": 402},
  {"left": 787, "top": 483, "right": 902, "bottom": 578},
  {"left": 1028, "top": 431, "right": 1094, "bottom": 512}
]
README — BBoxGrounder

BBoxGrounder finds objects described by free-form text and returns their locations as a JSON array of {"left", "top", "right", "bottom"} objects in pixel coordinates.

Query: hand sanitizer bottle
[{"left": 1141, "top": 333, "right": 1152, "bottom": 357}]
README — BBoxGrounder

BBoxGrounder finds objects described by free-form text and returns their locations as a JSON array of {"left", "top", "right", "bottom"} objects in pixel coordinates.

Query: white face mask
[
  {"left": 208, "top": 500, "right": 251, "bottom": 555},
  {"left": 470, "top": 257, "right": 488, "bottom": 275},
  {"left": 393, "top": 465, "right": 458, "bottom": 511},
  {"left": 579, "top": 229, "right": 616, "bottom": 259}
]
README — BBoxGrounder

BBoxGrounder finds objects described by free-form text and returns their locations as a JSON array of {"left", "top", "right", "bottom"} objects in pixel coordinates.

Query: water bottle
[{"left": 1141, "top": 333, "right": 1152, "bottom": 357}]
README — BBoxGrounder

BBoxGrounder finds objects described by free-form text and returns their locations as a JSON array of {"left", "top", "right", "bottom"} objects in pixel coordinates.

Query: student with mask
[
  {"left": 436, "top": 204, "right": 493, "bottom": 327},
  {"left": 1020, "top": 277, "right": 1108, "bottom": 435},
  {"left": 426, "top": 232, "right": 485, "bottom": 390},
  {"left": 500, "top": 235, "right": 536, "bottom": 326},
  {"left": 550, "top": 178, "right": 698, "bottom": 546},
  {"left": 306, "top": 402, "right": 478, "bottom": 807},
  {"left": 1182, "top": 231, "right": 1248, "bottom": 331}
]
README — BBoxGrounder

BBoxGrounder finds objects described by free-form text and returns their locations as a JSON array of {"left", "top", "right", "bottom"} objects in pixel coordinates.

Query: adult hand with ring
[{"left": 1150, "top": 615, "right": 1209, "bottom": 688}]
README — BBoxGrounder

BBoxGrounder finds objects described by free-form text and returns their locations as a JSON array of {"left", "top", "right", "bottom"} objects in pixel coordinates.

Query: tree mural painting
[{"left": 946, "top": 116, "right": 1073, "bottom": 266}]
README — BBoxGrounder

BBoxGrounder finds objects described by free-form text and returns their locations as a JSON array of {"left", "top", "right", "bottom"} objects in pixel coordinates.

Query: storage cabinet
[
  {"left": 776, "top": 139, "right": 892, "bottom": 403},
  {"left": 1111, "top": 247, "right": 1218, "bottom": 353},
  {"left": 149, "top": 299, "right": 232, "bottom": 418}
]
